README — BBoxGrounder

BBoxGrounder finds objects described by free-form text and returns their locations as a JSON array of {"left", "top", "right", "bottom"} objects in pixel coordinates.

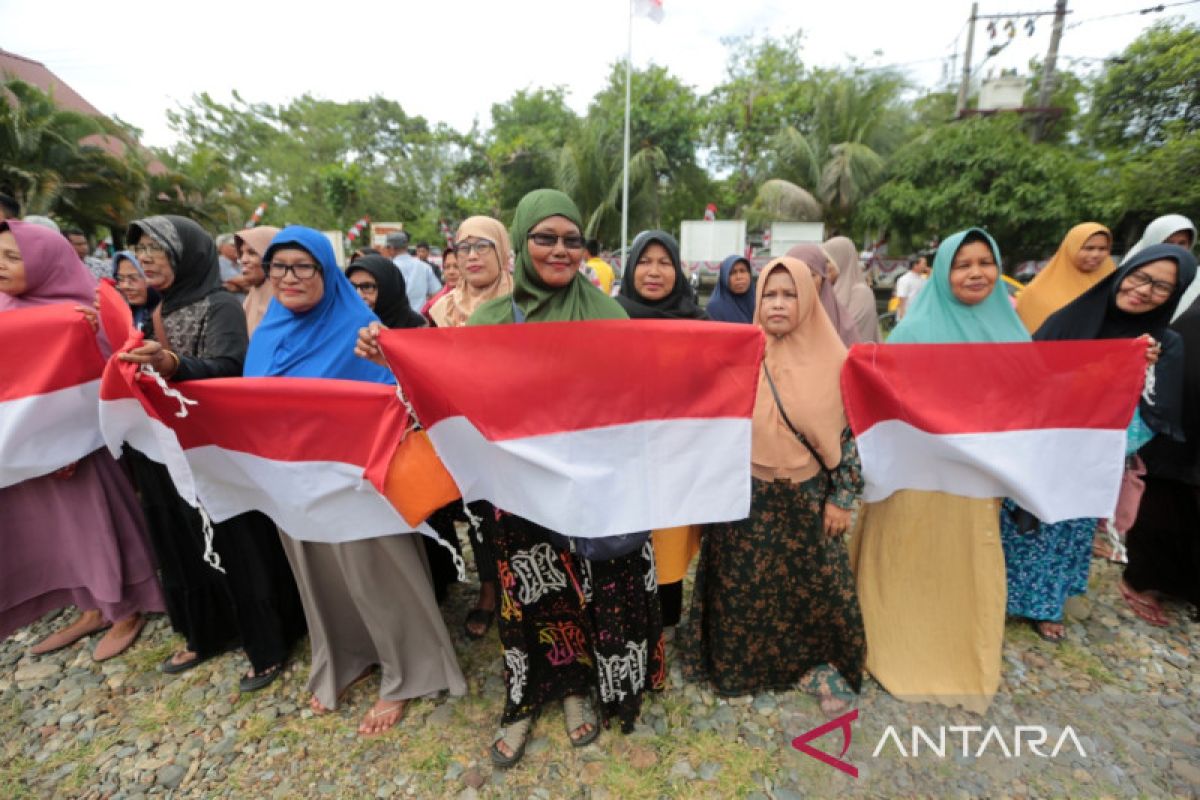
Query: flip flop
[
  {"left": 358, "top": 699, "right": 406, "bottom": 737},
  {"left": 1032, "top": 620, "right": 1066, "bottom": 644},
  {"left": 30, "top": 616, "right": 111, "bottom": 656},
  {"left": 160, "top": 640, "right": 238, "bottom": 675},
  {"left": 239, "top": 662, "right": 284, "bottom": 693},
  {"left": 92, "top": 616, "right": 146, "bottom": 661},
  {"left": 1118, "top": 580, "right": 1169, "bottom": 627},
  {"left": 463, "top": 608, "right": 494, "bottom": 641},
  {"left": 310, "top": 665, "right": 378, "bottom": 714}
]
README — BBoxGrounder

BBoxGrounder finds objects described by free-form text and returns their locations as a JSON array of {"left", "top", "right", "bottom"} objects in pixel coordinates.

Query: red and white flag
[
  {"left": 841, "top": 340, "right": 1148, "bottom": 522},
  {"left": 634, "top": 0, "right": 664, "bottom": 23},
  {"left": 95, "top": 282, "right": 421, "bottom": 543},
  {"left": 378, "top": 320, "right": 763, "bottom": 537},
  {"left": 0, "top": 304, "right": 106, "bottom": 488}
]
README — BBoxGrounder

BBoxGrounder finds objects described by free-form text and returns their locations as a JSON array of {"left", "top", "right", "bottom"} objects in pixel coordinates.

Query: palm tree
[
  {"left": 556, "top": 121, "right": 665, "bottom": 245},
  {"left": 760, "top": 68, "right": 907, "bottom": 233},
  {"left": 0, "top": 79, "right": 147, "bottom": 233}
]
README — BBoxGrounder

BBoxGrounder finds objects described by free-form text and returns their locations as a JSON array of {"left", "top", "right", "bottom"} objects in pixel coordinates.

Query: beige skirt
[
  {"left": 279, "top": 532, "right": 466, "bottom": 709},
  {"left": 850, "top": 490, "right": 1006, "bottom": 714}
]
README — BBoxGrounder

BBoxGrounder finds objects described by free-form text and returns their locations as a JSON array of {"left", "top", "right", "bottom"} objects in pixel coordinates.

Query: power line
[{"left": 1066, "top": 0, "right": 1200, "bottom": 29}]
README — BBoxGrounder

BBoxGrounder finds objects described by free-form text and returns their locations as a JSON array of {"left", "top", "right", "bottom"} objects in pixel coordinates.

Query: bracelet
[{"left": 162, "top": 349, "right": 181, "bottom": 375}]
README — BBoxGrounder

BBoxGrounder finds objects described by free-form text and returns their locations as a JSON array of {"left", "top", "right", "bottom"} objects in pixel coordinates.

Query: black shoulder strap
[{"left": 762, "top": 362, "right": 831, "bottom": 475}]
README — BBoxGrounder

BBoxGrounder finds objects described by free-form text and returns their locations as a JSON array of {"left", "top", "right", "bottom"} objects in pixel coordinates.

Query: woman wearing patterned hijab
[{"left": 119, "top": 215, "right": 305, "bottom": 693}]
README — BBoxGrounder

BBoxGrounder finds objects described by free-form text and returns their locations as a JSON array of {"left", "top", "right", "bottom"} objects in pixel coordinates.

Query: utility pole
[
  {"left": 956, "top": 2, "right": 978, "bottom": 117},
  {"left": 1032, "top": 0, "right": 1067, "bottom": 142}
]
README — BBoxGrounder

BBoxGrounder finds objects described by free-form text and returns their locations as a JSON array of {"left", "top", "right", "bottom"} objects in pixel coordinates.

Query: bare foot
[
  {"left": 310, "top": 695, "right": 334, "bottom": 715},
  {"left": 31, "top": 610, "right": 109, "bottom": 655},
  {"left": 169, "top": 649, "right": 199, "bottom": 667},
  {"left": 1035, "top": 621, "right": 1066, "bottom": 642},
  {"left": 358, "top": 699, "right": 406, "bottom": 736}
]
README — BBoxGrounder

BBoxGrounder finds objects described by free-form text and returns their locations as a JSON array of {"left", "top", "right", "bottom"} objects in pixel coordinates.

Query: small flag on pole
[
  {"left": 703, "top": 203, "right": 717, "bottom": 221},
  {"left": 634, "top": 0, "right": 664, "bottom": 23}
]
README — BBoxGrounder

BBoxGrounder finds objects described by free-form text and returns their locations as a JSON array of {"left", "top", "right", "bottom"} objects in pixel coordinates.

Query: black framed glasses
[
  {"left": 453, "top": 239, "right": 496, "bottom": 257},
  {"left": 1125, "top": 270, "right": 1176, "bottom": 298},
  {"left": 527, "top": 232, "right": 585, "bottom": 250},
  {"left": 267, "top": 261, "right": 320, "bottom": 280},
  {"left": 351, "top": 280, "right": 378, "bottom": 295}
]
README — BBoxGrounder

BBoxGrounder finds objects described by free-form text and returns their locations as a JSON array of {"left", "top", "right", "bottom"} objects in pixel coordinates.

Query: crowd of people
[{"left": 1, "top": 187, "right": 1197, "bottom": 768}]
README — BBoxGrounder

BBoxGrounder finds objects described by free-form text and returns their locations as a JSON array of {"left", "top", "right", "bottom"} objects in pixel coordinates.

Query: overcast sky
[{"left": 3, "top": 0, "right": 1197, "bottom": 148}]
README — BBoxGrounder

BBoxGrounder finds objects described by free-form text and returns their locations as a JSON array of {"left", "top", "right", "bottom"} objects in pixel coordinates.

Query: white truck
[
  {"left": 679, "top": 220, "right": 747, "bottom": 285},
  {"left": 767, "top": 221, "right": 826, "bottom": 256}
]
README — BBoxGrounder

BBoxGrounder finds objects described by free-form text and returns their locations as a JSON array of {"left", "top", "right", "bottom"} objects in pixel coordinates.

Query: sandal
[
  {"left": 1032, "top": 620, "right": 1066, "bottom": 644},
  {"left": 1119, "top": 580, "right": 1169, "bottom": 627},
  {"left": 464, "top": 608, "right": 494, "bottom": 641},
  {"left": 309, "top": 664, "right": 378, "bottom": 714},
  {"left": 801, "top": 664, "right": 856, "bottom": 720},
  {"left": 491, "top": 716, "right": 534, "bottom": 769},
  {"left": 239, "top": 662, "right": 284, "bottom": 693},
  {"left": 358, "top": 699, "right": 407, "bottom": 737},
  {"left": 563, "top": 694, "right": 600, "bottom": 747}
]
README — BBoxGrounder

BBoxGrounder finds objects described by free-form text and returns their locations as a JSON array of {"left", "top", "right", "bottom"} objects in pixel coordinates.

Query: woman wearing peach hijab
[
  {"left": 825, "top": 236, "right": 881, "bottom": 343},
  {"left": 428, "top": 216, "right": 513, "bottom": 328},
  {"left": 234, "top": 226, "right": 280, "bottom": 335},
  {"left": 1015, "top": 222, "right": 1115, "bottom": 334},
  {"left": 681, "top": 256, "right": 865, "bottom": 717}
]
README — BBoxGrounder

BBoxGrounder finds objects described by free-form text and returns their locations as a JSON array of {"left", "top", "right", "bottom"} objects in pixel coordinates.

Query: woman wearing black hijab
[
  {"left": 346, "top": 255, "right": 426, "bottom": 329},
  {"left": 120, "top": 215, "right": 305, "bottom": 692},
  {"left": 1123, "top": 253, "right": 1200, "bottom": 624},
  {"left": 1032, "top": 244, "right": 1197, "bottom": 628},
  {"left": 616, "top": 230, "right": 708, "bottom": 628}
]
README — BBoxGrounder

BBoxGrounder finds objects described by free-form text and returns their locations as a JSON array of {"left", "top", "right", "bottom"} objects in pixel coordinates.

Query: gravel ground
[{"left": 2, "top": 553, "right": 1197, "bottom": 799}]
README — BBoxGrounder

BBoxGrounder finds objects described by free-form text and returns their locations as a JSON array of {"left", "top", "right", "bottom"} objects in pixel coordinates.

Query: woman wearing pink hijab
[
  {"left": 786, "top": 243, "right": 862, "bottom": 346},
  {"left": 0, "top": 219, "right": 164, "bottom": 659}
]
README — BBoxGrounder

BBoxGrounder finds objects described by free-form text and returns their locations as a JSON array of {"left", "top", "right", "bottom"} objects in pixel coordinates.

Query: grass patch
[{"left": 1052, "top": 643, "right": 1117, "bottom": 685}]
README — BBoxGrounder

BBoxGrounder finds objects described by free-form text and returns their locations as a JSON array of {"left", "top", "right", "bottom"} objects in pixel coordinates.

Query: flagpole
[{"left": 621, "top": 0, "right": 633, "bottom": 270}]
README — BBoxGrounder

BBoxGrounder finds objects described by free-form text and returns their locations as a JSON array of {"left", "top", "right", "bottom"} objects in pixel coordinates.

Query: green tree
[
  {"left": 862, "top": 115, "right": 1117, "bottom": 262},
  {"left": 1113, "top": 131, "right": 1200, "bottom": 250},
  {"left": 763, "top": 67, "right": 908, "bottom": 235},
  {"left": 0, "top": 79, "right": 146, "bottom": 234},
  {"left": 1085, "top": 21, "right": 1200, "bottom": 151},
  {"left": 705, "top": 31, "right": 811, "bottom": 200},
  {"left": 557, "top": 63, "right": 706, "bottom": 245},
  {"left": 486, "top": 88, "right": 579, "bottom": 219}
]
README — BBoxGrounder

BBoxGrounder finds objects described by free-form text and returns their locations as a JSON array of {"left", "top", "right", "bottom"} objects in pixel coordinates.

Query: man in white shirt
[
  {"left": 384, "top": 231, "right": 442, "bottom": 311},
  {"left": 894, "top": 254, "right": 930, "bottom": 320}
]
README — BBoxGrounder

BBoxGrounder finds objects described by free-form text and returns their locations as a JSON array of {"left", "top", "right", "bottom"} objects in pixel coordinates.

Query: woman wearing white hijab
[{"left": 1121, "top": 215, "right": 1196, "bottom": 321}]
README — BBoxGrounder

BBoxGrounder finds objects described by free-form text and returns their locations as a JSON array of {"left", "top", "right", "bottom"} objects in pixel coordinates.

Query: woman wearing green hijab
[
  {"left": 850, "top": 229, "right": 1028, "bottom": 716},
  {"left": 469, "top": 190, "right": 664, "bottom": 768}
]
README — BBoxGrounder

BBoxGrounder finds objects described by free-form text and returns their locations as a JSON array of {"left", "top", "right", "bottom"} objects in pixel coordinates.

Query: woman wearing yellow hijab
[{"left": 1015, "top": 222, "right": 1116, "bottom": 333}]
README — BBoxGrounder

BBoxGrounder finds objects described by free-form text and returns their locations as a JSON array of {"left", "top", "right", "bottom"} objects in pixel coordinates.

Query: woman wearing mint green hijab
[
  {"left": 851, "top": 228, "right": 1026, "bottom": 715},
  {"left": 469, "top": 190, "right": 663, "bottom": 769}
]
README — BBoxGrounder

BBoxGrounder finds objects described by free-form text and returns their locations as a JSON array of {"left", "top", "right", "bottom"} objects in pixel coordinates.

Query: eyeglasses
[
  {"left": 1125, "top": 270, "right": 1176, "bottom": 298},
  {"left": 351, "top": 281, "right": 378, "bottom": 295},
  {"left": 267, "top": 262, "right": 320, "bottom": 280},
  {"left": 132, "top": 243, "right": 165, "bottom": 261},
  {"left": 114, "top": 273, "right": 144, "bottom": 286},
  {"left": 453, "top": 239, "right": 496, "bottom": 257},
  {"left": 527, "top": 232, "right": 585, "bottom": 250}
]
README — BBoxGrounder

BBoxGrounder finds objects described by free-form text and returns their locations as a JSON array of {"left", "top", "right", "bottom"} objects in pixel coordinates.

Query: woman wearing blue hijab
[
  {"left": 111, "top": 250, "right": 160, "bottom": 329},
  {"left": 245, "top": 226, "right": 465, "bottom": 737},
  {"left": 705, "top": 255, "right": 756, "bottom": 323},
  {"left": 851, "top": 228, "right": 1027, "bottom": 716}
]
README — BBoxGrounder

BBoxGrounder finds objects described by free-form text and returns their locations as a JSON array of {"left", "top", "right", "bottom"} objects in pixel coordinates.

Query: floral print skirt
[
  {"left": 680, "top": 475, "right": 865, "bottom": 697},
  {"left": 494, "top": 514, "right": 664, "bottom": 732},
  {"left": 1000, "top": 500, "right": 1096, "bottom": 622}
]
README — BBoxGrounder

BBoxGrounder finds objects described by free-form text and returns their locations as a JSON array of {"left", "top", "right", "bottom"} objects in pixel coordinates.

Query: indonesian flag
[
  {"left": 634, "top": 0, "right": 664, "bottom": 23},
  {"left": 0, "top": 304, "right": 106, "bottom": 488},
  {"left": 703, "top": 203, "right": 717, "bottom": 221},
  {"left": 94, "top": 281, "right": 439, "bottom": 543},
  {"left": 377, "top": 320, "right": 763, "bottom": 537},
  {"left": 842, "top": 340, "right": 1147, "bottom": 523}
]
